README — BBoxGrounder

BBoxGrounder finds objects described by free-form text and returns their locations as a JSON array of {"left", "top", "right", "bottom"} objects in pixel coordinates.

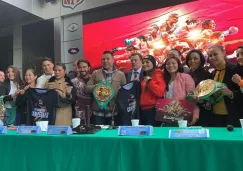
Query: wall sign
[
  {"left": 62, "top": 0, "right": 84, "bottom": 10},
  {"left": 67, "top": 23, "right": 79, "bottom": 32},
  {"left": 68, "top": 47, "right": 80, "bottom": 55}
]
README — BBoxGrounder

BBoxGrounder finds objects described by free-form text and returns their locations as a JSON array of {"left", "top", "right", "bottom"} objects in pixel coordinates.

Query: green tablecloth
[{"left": 0, "top": 127, "right": 243, "bottom": 171}]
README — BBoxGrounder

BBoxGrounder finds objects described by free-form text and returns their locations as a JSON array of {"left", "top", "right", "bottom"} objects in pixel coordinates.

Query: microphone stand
[
  {"left": 84, "top": 105, "right": 90, "bottom": 126},
  {"left": 108, "top": 104, "right": 118, "bottom": 130}
]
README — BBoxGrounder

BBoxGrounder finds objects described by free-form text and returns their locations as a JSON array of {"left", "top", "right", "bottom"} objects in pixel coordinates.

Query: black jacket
[
  {"left": 189, "top": 67, "right": 211, "bottom": 86},
  {"left": 189, "top": 67, "right": 213, "bottom": 126},
  {"left": 0, "top": 81, "right": 18, "bottom": 102},
  {"left": 212, "top": 62, "right": 243, "bottom": 127}
]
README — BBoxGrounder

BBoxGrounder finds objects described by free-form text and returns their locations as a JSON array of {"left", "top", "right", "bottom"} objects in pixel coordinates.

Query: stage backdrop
[{"left": 83, "top": 0, "right": 243, "bottom": 71}]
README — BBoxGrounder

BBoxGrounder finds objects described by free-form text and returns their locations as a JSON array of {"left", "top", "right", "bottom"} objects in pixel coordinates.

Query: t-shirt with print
[
  {"left": 117, "top": 80, "right": 141, "bottom": 125},
  {"left": 26, "top": 88, "right": 59, "bottom": 125}
]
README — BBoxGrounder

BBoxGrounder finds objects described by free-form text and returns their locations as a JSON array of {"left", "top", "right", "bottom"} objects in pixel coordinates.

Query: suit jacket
[
  {"left": 189, "top": 67, "right": 211, "bottom": 86},
  {"left": 0, "top": 81, "right": 14, "bottom": 102},
  {"left": 125, "top": 69, "right": 144, "bottom": 82},
  {"left": 212, "top": 62, "right": 243, "bottom": 126},
  {"left": 85, "top": 68, "right": 126, "bottom": 112},
  {"left": 0, "top": 81, "right": 10, "bottom": 96}
]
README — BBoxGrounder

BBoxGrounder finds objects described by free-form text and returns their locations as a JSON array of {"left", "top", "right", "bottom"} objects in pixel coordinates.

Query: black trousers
[
  {"left": 213, "top": 114, "right": 227, "bottom": 127},
  {"left": 197, "top": 108, "right": 214, "bottom": 127},
  {"left": 140, "top": 107, "right": 156, "bottom": 126},
  {"left": 93, "top": 115, "right": 119, "bottom": 126}
]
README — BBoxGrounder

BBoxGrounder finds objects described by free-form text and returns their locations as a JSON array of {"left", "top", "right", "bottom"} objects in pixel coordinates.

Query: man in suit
[{"left": 125, "top": 53, "right": 143, "bottom": 82}]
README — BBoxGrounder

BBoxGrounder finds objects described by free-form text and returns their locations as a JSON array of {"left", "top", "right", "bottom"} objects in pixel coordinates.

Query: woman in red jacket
[{"left": 140, "top": 55, "right": 166, "bottom": 126}]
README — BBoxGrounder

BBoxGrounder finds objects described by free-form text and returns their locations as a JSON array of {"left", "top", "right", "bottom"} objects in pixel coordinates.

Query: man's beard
[{"left": 80, "top": 72, "right": 88, "bottom": 78}]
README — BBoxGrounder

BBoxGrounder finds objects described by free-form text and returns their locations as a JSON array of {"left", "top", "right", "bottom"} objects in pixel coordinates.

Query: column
[
  {"left": 62, "top": 13, "right": 83, "bottom": 72},
  {"left": 13, "top": 26, "right": 23, "bottom": 76},
  {"left": 54, "top": 17, "right": 64, "bottom": 63}
]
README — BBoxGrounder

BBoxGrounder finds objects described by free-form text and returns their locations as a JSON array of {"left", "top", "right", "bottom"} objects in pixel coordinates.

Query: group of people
[{"left": 0, "top": 45, "right": 243, "bottom": 127}]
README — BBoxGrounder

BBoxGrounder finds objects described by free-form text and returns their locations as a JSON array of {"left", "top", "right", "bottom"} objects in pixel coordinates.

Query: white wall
[{"left": 3, "top": 0, "right": 126, "bottom": 20}]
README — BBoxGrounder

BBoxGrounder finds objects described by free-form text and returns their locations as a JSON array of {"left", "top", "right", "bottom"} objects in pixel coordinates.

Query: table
[{"left": 0, "top": 127, "right": 243, "bottom": 171}]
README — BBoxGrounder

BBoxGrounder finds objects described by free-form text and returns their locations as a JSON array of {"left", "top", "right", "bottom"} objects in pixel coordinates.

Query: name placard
[
  {"left": 169, "top": 129, "right": 209, "bottom": 138},
  {"left": 118, "top": 126, "right": 153, "bottom": 136},
  {"left": 17, "top": 126, "right": 42, "bottom": 134},
  {"left": 47, "top": 126, "right": 72, "bottom": 135},
  {"left": 0, "top": 126, "right": 7, "bottom": 134}
]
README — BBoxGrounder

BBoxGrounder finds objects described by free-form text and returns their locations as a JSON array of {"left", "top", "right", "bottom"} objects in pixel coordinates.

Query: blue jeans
[{"left": 5, "top": 108, "right": 17, "bottom": 125}]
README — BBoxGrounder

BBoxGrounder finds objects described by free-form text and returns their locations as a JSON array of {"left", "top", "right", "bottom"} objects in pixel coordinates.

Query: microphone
[{"left": 227, "top": 125, "right": 234, "bottom": 131}]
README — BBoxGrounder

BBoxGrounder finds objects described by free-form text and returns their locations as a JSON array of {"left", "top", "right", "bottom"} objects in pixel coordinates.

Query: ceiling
[{"left": 0, "top": 1, "right": 42, "bottom": 30}]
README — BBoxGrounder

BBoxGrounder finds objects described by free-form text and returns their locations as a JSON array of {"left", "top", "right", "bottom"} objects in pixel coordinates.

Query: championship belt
[
  {"left": 0, "top": 96, "right": 17, "bottom": 125},
  {"left": 93, "top": 81, "right": 115, "bottom": 110},
  {"left": 187, "top": 79, "right": 226, "bottom": 103},
  {"left": 0, "top": 96, "right": 7, "bottom": 125}
]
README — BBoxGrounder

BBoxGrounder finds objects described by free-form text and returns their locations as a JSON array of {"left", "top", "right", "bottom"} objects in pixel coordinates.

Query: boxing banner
[
  {"left": 155, "top": 99, "right": 195, "bottom": 122},
  {"left": 84, "top": 0, "right": 243, "bottom": 71}
]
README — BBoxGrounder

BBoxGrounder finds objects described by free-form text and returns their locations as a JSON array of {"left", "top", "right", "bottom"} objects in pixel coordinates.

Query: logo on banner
[
  {"left": 67, "top": 23, "right": 79, "bottom": 32},
  {"left": 62, "top": 0, "right": 84, "bottom": 10},
  {"left": 68, "top": 47, "right": 79, "bottom": 55}
]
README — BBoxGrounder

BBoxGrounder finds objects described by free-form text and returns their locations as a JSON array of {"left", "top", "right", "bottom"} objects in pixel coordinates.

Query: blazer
[
  {"left": 85, "top": 68, "right": 126, "bottom": 112},
  {"left": 0, "top": 81, "right": 10, "bottom": 97},
  {"left": 189, "top": 67, "right": 211, "bottom": 86},
  {"left": 125, "top": 69, "right": 143, "bottom": 82},
  {"left": 0, "top": 80, "right": 24, "bottom": 103},
  {"left": 167, "top": 72, "right": 199, "bottom": 119},
  {"left": 212, "top": 62, "right": 243, "bottom": 126}
]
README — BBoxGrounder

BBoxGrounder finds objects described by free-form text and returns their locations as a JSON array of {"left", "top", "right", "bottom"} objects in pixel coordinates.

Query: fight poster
[
  {"left": 155, "top": 99, "right": 195, "bottom": 122},
  {"left": 84, "top": 0, "right": 243, "bottom": 71}
]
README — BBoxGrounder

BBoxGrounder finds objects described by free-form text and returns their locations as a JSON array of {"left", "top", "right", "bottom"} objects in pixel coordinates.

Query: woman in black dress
[{"left": 186, "top": 49, "right": 213, "bottom": 126}]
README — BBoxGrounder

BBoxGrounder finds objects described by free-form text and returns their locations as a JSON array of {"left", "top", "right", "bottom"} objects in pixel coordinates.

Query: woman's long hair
[
  {"left": 5, "top": 65, "right": 24, "bottom": 88},
  {"left": 163, "top": 57, "right": 184, "bottom": 91}
]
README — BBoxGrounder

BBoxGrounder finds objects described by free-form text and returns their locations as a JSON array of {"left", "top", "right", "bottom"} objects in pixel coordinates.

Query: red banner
[{"left": 84, "top": 0, "right": 243, "bottom": 71}]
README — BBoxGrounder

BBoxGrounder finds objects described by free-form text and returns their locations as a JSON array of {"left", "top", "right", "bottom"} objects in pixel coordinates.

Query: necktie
[{"left": 133, "top": 72, "right": 139, "bottom": 80}]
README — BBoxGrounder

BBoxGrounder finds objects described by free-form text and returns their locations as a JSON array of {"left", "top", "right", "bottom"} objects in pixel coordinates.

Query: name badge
[
  {"left": 0, "top": 126, "right": 7, "bottom": 134},
  {"left": 47, "top": 126, "right": 72, "bottom": 135},
  {"left": 169, "top": 129, "right": 209, "bottom": 138},
  {"left": 17, "top": 126, "right": 42, "bottom": 134},
  {"left": 118, "top": 126, "right": 153, "bottom": 136}
]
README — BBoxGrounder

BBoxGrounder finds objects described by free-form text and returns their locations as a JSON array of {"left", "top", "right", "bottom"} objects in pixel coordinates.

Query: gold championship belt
[
  {"left": 93, "top": 81, "right": 115, "bottom": 110},
  {"left": 0, "top": 96, "right": 7, "bottom": 125},
  {"left": 187, "top": 79, "right": 226, "bottom": 103}
]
